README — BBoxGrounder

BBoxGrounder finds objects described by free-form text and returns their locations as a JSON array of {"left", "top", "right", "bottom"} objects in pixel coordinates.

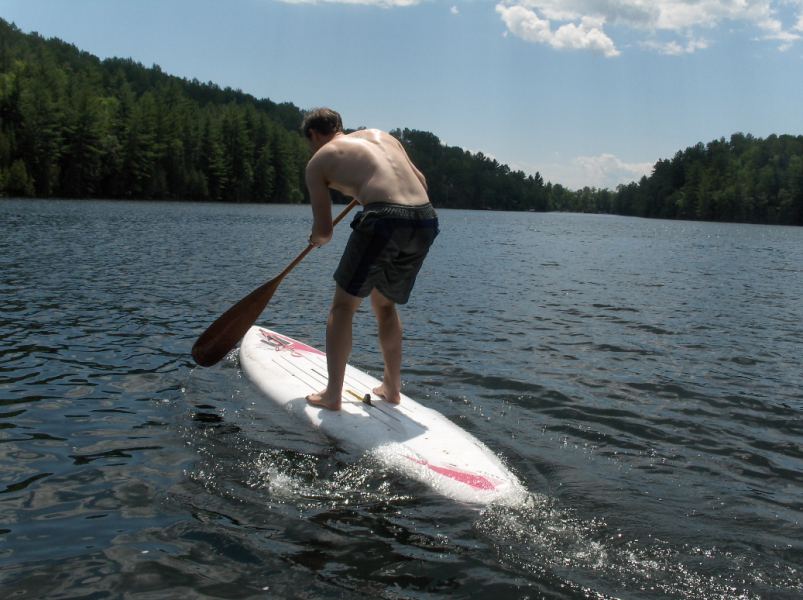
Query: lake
[{"left": 1, "top": 199, "right": 801, "bottom": 599}]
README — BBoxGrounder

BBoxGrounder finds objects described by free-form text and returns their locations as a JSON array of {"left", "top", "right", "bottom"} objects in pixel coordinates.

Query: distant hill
[
  {"left": 1, "top": 18, "right": 800, "bottom": 225},
  {"left": 0, "top": 18, "right": 308, "bottom": 203},
  {"left": 600, "top": 133, "right": 803, "bottom": 225}
]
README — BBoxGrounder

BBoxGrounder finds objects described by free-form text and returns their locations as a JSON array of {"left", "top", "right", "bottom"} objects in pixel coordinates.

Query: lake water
[{"left": 1, "top": 199, "right": 801, "bottom": 599}]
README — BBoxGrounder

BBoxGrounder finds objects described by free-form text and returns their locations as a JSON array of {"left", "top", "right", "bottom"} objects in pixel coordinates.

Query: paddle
[{"left": 191, "top": 198, "right": 360, "bottom": 367}]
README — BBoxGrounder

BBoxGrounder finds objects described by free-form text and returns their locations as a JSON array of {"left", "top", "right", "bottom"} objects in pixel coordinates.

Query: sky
[{"left": 2, "top": 0, "right": 802, "bottom": 189}]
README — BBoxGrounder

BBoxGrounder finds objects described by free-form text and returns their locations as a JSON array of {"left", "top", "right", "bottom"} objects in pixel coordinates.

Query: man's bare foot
[
  {"left": 306, "top": 389, "right": 341, "bottom": 410},
  {"left": 372, "top": 383, "right": 400, "bottom": 405}
]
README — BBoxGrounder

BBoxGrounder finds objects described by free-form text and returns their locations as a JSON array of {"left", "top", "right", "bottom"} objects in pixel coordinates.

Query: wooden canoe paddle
[{"left": 191, "top": 199, "right": 360, "bottom": 367}]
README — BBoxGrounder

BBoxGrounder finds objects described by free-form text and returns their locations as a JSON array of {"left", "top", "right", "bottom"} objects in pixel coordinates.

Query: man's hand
[{"left": 309, "top": 231, "right": 332, "bottom": 247}]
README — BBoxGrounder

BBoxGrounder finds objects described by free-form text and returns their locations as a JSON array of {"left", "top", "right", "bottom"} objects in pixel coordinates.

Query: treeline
[
  {"left": 562, "top": 134, "right": 803, "bottom": 225},
  {"left": 0, "top": 16, "right": 555, "bottom": 211},
  {"left": 395, "top": 127, "right": 803, "bottom": 225},
  {"left": 392, "top": 128, "right": 551, "bottom": 211},
  {"left": 1, "top": 19, "right": 801, "bottom": 225},
  {"left": 0, "top": 19, "right": 308, "bottom": 203}
]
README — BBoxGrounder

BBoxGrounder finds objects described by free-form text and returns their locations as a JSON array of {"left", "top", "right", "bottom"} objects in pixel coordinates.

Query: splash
[{"left": 475, "top": 497, "right": 784, "bottom": 599}]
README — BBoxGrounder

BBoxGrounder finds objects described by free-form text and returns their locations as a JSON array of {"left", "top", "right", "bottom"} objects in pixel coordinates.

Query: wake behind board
[{"left": 239, "top": 326, "right": 527, "bottom": 506}]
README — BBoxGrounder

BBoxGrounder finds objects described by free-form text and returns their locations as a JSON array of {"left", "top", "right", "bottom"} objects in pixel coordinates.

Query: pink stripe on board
[
  {"left": 259, "top": 329, "right": 325, "bottom": 356},
  {"left": 407, "top": 456, "right": 497, "bottom": 491}
]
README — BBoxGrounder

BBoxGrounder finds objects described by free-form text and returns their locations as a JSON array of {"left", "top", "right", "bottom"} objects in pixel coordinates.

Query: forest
[
  {"left": 571, "top": 133, "right": 803, "bottom": 225},
  {"left": 1, "top": 19, "right": 801, "bottom": 225},
  {"left": 0, "top": 19, "right": 309, "bottom": 204}
]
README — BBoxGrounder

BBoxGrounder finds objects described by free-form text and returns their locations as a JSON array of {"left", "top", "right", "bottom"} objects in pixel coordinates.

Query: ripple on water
[{"left": 2, "top": 202, "right": 802, "bottom": 598}]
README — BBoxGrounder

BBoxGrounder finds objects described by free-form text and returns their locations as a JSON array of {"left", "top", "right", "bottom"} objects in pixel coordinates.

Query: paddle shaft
[{"left": 191, "top": 198, "right": 360, "bottom": 367}]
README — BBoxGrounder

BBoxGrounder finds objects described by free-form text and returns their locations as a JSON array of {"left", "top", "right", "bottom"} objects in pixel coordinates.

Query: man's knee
[
  {"left": 330, "top": 287, "right": 361, "bottom": 319},
  {"left": 371, "top": 291, "right": 397, "bottom": 322},
  {"left": 330, "top": 300, "right": 357, "bottom": 318}
]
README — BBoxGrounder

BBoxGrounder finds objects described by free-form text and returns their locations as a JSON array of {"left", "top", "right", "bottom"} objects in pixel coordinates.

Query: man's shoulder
[
  {"left": 346, "top": 128, "right": 381, "bottom": 137},
  {"left": 346, "top": 128, "right": 396, "bottom": 143},
  {"left": 306, "top": 139, "right": 349, "bottom": 177},
  {"left": 308, "top": 142, "right": 339, "bottom": 165}
]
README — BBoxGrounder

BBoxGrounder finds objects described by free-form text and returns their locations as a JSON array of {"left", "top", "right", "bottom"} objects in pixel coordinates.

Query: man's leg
[
  {"left": 370, "top": 288, "right": 402, "bottom": 404},
  {"left": 307, "top": 285, "right": 362, "bottom": 410}
]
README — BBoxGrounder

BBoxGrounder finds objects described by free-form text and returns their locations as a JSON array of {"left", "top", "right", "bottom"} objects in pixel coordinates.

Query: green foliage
[
  {"left": 537, "top": 133, "right": 803, "bottom": 225},
  {"left": 604, "top": 133, "right": 803, "bottom": 225},
  {"left": 391, "top": 128, "right": 548, "bottom": 212},
  {"left": 2, "top": 158, "right": 34, "bottom": 195},
  {"left": 1, "top": 18, "right": 800, "bottom": 225},
  {"left": 0, "top": 18, "right": 306, "bottom": 203},
  {"left": 391, "top": 129, "right": 802, "bottom": 225}
]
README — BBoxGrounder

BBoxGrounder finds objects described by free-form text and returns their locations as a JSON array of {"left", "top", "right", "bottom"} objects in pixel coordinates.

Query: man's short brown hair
[{"left": 301, "top": 108, "right": 343, "bottom": 139}]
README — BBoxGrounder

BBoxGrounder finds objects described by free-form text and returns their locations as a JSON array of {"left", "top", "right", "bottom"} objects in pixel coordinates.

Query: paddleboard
[{"left": 239, "top": 326, "right": 527, "bottom": 506}]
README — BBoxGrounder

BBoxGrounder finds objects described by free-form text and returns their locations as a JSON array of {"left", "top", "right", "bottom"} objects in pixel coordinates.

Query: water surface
[{"left": 1, "top": 199, "right": 801, "bottom": 598}]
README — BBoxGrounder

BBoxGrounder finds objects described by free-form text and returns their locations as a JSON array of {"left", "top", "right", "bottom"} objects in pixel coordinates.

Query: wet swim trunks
[{"left": 334, "top": 202, "right": 439, "bottom": 304}]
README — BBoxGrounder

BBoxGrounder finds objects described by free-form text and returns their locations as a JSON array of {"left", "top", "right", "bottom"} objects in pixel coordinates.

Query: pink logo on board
[{"left": 259, "top": 329, "right": 325, "bottom": 357}]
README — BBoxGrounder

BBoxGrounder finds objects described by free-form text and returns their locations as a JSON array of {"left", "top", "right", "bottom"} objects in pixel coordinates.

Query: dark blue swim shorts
[{"left": 334, "top": 202, "right": 439, "bottom": 304}]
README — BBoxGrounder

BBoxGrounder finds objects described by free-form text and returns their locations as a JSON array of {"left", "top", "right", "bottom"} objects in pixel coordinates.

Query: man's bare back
[{"left": 307, "top": 129, "right": 429, "bottom": 208}]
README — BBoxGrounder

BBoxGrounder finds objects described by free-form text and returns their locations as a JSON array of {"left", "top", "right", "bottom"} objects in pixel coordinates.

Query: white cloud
[
  {"left": 758, "top": 16, "right": 801, "bottom": 49},
  {"left": 539, "top": 153, "right": 653, "bottom": 189},
  {"left": 641, "top": 36, "right": 709, "bottom": 55},
  {"left": 496, "top": 5, "right": 620, "bottom": 57},
  {"left": 496, "top": 1, "right": 803, "bottom": 55},
  {"left": 451, "top": 5, "right": 459, "bottom": 16},
  {"left": 575, "top": 153, "right": 653, "bottom": 187},
  {"left": 500, "top": 0, "right": 773, "bottom": 30}
]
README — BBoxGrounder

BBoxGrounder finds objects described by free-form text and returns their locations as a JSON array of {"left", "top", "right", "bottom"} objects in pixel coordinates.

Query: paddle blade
[{"left": 191, "top": 278, "right": 280, "bottom": 367}]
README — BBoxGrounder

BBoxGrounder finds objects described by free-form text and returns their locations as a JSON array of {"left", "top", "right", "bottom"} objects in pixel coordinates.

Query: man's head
[{"left": 301, "top": 108, "right": 343, "bottom": 142}]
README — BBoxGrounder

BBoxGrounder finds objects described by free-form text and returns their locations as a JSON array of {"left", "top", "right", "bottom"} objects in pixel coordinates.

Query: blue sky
[{"left": 2, "top": 0, "right": 802, "bottom": 189}]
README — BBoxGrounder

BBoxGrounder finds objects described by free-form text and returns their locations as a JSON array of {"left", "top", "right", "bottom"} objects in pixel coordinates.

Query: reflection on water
[{"left": 1, "top": 199, "right": 802, "bottom": 598}]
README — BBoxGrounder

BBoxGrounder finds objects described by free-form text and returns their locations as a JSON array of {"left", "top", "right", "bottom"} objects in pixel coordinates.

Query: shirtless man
[{"left": 302, "top": 108, "right": 439, "bottom": 411}]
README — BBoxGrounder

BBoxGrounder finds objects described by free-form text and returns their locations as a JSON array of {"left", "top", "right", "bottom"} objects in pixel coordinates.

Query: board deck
[{"left": 239, "top": 326, "right": 527, "bottom": 506}]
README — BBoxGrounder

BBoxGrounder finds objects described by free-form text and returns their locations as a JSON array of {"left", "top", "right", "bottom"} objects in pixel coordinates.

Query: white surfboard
[{"left": 239, "top": 326, "right": 527, "bottom": 506}]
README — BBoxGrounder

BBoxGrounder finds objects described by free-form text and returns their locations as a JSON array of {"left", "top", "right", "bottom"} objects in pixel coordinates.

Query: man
[{"left": 302, "top": 108, "right": 439, "bottom": 411}]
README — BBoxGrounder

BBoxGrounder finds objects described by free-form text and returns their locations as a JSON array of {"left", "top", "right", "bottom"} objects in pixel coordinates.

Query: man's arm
[{"left": 306, "top": 156, "right": 334, "bottom": 246}]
